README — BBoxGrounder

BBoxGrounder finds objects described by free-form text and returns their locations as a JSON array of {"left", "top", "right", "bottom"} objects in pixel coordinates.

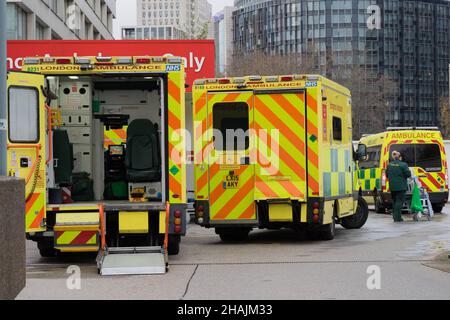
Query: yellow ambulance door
[
  {"left": 253, "top": 89, "right": 308, "bottom": 201},
  {"left": 6, "top": 72, "right": 47, "bottom": 233},
  {"left": 207, "top": 91, "right": 256, "bottom": 222}
]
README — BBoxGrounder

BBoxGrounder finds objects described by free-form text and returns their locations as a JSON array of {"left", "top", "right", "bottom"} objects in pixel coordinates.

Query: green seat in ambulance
[{"left": 125, "top": 119, "right": 161, "bottom": 183}]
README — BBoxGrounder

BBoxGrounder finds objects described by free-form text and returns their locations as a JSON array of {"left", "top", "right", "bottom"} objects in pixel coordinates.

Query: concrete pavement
[{"left": 17, "top": 207, "right": 450, "bottom": 300}]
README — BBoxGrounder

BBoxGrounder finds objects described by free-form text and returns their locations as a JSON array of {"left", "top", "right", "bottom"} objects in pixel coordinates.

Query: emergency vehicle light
[
  {"left": 56, "top": 58, "right": 72, "bottom": 64},
  {"left": 151, "top": 57, "right": 167, "bottom": 63},
  {"left": 233, "top": 78, "right": 246, "bottom": 84},
  {"left": 117, "top": 57, "right": 133, "bottom": 64},
  {"left": 167, "top": 57, "right": 182, "bottom": 64},
  {"left": 280, "top": 76, "right": 294, "bottom": 82},
  {"left": 194, "top": 79, "right": 206, "bottom": 85},
  {"left": 265, "top": 76, "right": 278, "bottom": 82},
  {"left": 218, "top": 79, "right": 231, "bottom": 84},
  {"left": 75, "top": 58, "right": 91, "bottom": 64},
  {"left": 96, "top": 56, "right": 112, "bottom": 62},
  {"left": 248, "top": 75, "right": 262, "bottom": 81},
  {"left": 206, "top": 79, "right": 217, "bottom": 84},
  {"left": 135, "top": 58, "right": 151, "bottom": 64},
  {"left": 23, "top": 58, "right": 40, "bottom": 65},
  {"left": 41, "top": 57, "right": 55, "bottom": 63}
]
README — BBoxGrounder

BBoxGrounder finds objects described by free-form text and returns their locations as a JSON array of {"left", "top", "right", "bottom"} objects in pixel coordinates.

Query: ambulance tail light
[
  {"left": 56, "top": 58, "right": 72, "bottom": 64},
  {"left": 445, "top": 170, "right": 449, "bottom": 190},
  {"left": 312, "top": 202, "right": 320, "bottom": 224},
  {"left": 382, "top": 170, "right": 387, "bottom": 190}
]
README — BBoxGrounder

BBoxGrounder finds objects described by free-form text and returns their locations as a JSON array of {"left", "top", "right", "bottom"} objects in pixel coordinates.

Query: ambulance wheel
[
  {"left": 432, "top": 205, "right": 443, "bottom": 214},
  {"left": 168, "top": 235, "right": 181, "bottom": 256},
  {"left": 37, "top": 240, "right": 57, "bottom": 258},
  {"left": 216, "top": 228, "right": 251, "bottom": 242},
  {"left": 375, "top": 196, "right": 386, "bottom": 214},
  {"left": 341, "top": 197, "right": 369, "bottom": 230}
]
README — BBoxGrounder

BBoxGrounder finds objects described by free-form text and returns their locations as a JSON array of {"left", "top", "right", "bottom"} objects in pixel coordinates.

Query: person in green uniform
[{"left": 387, "top": 151, "right": 412, "bottom": 222}]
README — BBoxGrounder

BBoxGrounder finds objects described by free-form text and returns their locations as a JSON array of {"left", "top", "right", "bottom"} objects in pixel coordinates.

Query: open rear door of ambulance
[
  {"left": 6, "top": 72, "right": 47, "bottom": 233},
  {"left": 207, "top": 91, "right": 257, "bottom": 224}
]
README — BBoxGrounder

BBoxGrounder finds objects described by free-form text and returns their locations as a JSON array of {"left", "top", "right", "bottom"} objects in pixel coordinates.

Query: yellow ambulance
[
  {"left": 7, "top": 55, "right": 188, "bottom": 275},
  {"left": 192, "top": 74, "right": 369, "bottom": 241},
  {"left": 358, "top": 128, "right": 449, "bottom": 213}
]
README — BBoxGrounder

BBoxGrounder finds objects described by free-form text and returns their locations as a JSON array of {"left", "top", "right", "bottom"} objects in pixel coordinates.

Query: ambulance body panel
[
  {"left": 193, "top": 75, "right": 368, "bottom": 240},
  {"left": 7, "top": 56, "right": 188, "bottom": 262}
]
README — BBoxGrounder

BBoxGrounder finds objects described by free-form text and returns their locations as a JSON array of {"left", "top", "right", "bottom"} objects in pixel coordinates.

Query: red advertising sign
[{"left": 6, "top": 40, "right": 216, "bottom": 91}]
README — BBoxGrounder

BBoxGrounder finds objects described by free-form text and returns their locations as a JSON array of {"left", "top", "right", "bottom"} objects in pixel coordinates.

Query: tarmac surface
[{"left": 17, "top": 206, "right": 450, "bottom": 300}]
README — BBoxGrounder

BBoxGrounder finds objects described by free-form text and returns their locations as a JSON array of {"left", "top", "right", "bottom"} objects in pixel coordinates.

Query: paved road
[{"left": 17, "top": 207, "right": 450, "bottom": 300}]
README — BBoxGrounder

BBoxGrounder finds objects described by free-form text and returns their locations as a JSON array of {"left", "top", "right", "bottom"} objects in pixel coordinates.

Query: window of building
[
  {"left": 6, "top": 3, "right": 27, "bottom": 40},
  {"left": 8, "top": 87, "right": 39, "bottom": 143}
]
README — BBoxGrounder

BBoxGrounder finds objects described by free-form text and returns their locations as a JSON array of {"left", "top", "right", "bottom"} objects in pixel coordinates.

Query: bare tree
[
  {"left": 439, "top": 95, "right": 450, "bottom": 139},
  {"left": 227, "top": 49, "right": 398, "bottom": 139},
  {"left": 227, "top": 51, "right": 318, "bottom": 77},
  {"left": 333, "top": 65, "right": 398, "bottom": 139}
]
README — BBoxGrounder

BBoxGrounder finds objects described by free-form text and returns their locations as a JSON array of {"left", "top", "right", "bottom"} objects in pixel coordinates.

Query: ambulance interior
[{"left": 46, "top": 75, "right": 166, "bottom": 206}]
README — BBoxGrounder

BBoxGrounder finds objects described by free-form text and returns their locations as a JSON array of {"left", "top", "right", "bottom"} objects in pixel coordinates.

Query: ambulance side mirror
[{"left": 356, "top": 144, "right": 367, "bottom": 161}]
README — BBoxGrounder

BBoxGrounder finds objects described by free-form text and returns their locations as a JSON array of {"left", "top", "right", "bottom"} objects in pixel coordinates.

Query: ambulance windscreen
[{"left": 390, "top": 144, "right": 442, "bottom": 172}]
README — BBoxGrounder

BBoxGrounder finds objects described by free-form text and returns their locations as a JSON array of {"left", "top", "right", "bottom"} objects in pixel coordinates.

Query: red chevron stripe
[{"left": 70, "top": 231, "right": 97, "bottom": 245}]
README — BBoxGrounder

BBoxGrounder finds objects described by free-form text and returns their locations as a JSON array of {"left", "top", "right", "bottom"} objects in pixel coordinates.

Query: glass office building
[{"left": 232, "top": 0, "right": 450, "bottom": 127}]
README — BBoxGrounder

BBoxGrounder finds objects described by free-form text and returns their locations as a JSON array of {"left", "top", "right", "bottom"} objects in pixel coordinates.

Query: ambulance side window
[
  {"left": 213, "top": 102, "right": 249, "bottom": 151},
  {"left": 332, "top": 117, "right": 342, "bottom": 141},
  {"left": 8, "top": 87, "right": 39, "bottom": 143}
]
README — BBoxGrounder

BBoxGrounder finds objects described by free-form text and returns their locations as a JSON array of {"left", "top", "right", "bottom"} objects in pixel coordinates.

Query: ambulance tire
[
  {"left": 432, "top": 205, "right": 443, "bottom": 214},
  {"left": 342, "top": 197, "right": 369, "bottom": 230},
  {"left": 374, "top": 196, "right": 386, "bottom": 214},
  {"left": 37, "top": 240, "right": 57, "bottom": 258},
  {"left": 217, "top": 228, "right": 251, "bottom": 242},
  {"left": 168, "top": 235, "right": 181, "bottom": 256}
]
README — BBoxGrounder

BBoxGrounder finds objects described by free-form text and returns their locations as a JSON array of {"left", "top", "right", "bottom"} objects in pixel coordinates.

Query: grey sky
[{"left": 113, "top": 0, "right": 234, "bottom": 39}]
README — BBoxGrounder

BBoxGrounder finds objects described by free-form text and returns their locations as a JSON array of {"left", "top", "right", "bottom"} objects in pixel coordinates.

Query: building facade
[
  {"left": 121, "top": 25, "right": 186, "bottom": 40},
  {"left": 6, "top": 0, "right": 116, "bottom": 40},
  {"left": 137, "top": 0, "right": 212, "bottom": 39},
  {"left": 232, "top": 0, "right": 450, "bottom": 127},
  {"left": 213, "top": 6, "right": 235, "bottom": 75}
]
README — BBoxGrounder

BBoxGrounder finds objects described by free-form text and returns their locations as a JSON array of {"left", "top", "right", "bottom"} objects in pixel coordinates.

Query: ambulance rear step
[{"left": 97, "top": 246, "right": 168, "bottom": 276}]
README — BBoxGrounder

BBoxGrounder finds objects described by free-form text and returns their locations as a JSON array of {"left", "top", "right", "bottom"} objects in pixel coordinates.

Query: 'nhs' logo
[{"left": 166, "top": 65, "right": 181, "bottom": 72}]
